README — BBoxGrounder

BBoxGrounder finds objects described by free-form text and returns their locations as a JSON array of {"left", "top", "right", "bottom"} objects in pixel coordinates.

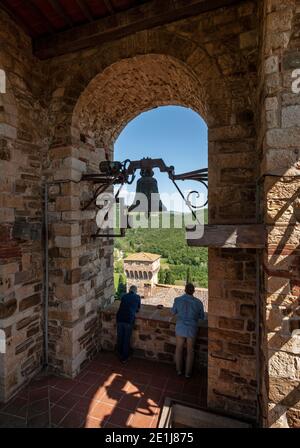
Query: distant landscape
[{"left": 114, "top": 210, "right": 208, "bottom": 293}]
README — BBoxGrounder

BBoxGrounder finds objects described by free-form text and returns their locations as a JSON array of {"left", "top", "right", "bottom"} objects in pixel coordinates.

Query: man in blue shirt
[
  {"left": 172, "top": 283, "right": 205, "bottom": 378},
  {"left": 116, "top": 285, "right": 141, "bottom": 363}
]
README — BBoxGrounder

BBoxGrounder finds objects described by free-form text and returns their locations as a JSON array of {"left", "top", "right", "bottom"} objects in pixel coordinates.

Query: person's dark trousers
[{"left": 117, "top": 322, "right": 133, "bottom": 361}]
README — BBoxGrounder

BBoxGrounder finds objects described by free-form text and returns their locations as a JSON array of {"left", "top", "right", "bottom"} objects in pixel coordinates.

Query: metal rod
[
  {"left": 43, "top": 182, "right": 49, "bottom": 368},
  {"left": 171, "top": 179, "right": 201, "bottom": 227}
]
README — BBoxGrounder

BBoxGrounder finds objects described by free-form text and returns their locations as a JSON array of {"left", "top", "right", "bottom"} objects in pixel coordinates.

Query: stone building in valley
[
  {"left": 124, "top": 252, "right": 161, "bottom": 295},
  {"left": 0, "top": 0, "right": 299, "bottom": 428}
]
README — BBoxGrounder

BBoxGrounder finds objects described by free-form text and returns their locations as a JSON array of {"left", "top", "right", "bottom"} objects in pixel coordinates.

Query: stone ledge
[
  {"left": 103, "top": 301, "right": 208, "bottom": 326},
  {"left": 101, "top": 302, "right": 208, "bottom": 368}
]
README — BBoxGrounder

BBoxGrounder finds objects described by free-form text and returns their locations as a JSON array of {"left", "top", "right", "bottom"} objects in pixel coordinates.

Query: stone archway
[{"left": 47, "top": 36, "right": 259, "bottom": 423}]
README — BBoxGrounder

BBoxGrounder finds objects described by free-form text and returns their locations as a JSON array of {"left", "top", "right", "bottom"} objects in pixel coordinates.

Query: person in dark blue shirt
[{"left": 116, "top": 285, "right": 141, "bottom": 363}]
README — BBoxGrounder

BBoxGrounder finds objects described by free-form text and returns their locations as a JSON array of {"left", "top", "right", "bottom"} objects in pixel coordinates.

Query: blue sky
[{"left": 114, "top": 106, "right": 208, "bottom": 212}]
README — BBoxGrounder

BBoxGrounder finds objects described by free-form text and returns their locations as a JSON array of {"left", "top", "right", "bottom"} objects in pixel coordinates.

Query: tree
[
  {"left": 158, "top": 270, "right": 166, "bottom": 284},
  {"left": 165, "top": 270, "right": 175, "bottom": 285},
  {"left": 117, "top": 274, "right": 127, "bottom": 298},
  {"left": 186, "top": 266, "right": 192, "bottom": 284}
]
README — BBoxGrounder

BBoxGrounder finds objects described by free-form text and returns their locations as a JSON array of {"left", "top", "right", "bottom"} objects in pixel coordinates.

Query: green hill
[{"left": 114, "top": 210, "right": 208, "bottom": 288}]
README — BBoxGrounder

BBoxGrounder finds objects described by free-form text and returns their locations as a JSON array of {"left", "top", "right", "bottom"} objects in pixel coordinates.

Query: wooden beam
[
  {"left": 75, "top": 0, "right": 93, "bottom": 22},
  {"left": 187, "top": 225, "right": 266, "bottom": 249},
  {"left": 103, "top": 0, "right": 115, "bottom": 15},
  {"left": 34, "top": 0, "right": 243, "bottom": 59},
  {"left": 27, "top": 0, "right": 55, "bottom": 33},
  {"left": 48, "top": 0, "right": 73, "bottom": 27}
]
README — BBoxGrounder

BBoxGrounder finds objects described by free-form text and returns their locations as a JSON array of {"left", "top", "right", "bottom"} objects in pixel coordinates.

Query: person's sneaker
[
  {"left": 121, "top": 359, "right": 128, "bottom": 364},
  {"left": 177, "top": 371, "right": 182, "bottom": 376},
  {"left": 185, "top": 374, "right": 191, "bottom": 379}
]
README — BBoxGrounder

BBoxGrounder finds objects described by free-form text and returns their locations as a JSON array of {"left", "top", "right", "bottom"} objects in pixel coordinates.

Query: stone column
[
  {"left": 47, "top": 144, "right": 114, "bottom": 377},
  {"left": 259, "top": 0, "right": 300, "bottom": 428}
]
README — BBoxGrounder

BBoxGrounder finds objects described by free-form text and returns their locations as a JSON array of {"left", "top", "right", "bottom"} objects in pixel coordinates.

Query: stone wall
[
  {"left": 43, "top": 1, "right": 261, "bottom": 423},
  {"left": 0, "top": 9, "right": 47, "bottom": 401},
  {"left": 0, "top": 0, "right": 299, "bottom": 427},
  {"left": 258, "top": 0, "right": 300, "bottom": 428},
  {"left": 101, "top": 302, "right": 208, "bottom": 369}
]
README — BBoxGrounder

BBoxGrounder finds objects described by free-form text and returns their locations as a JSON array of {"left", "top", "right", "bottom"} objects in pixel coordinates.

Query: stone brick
[
  {"left": 283, "top": 51, "right": 300, "bottom": 70},
  {"left": 52, "top": 222, "right": 80, "bottom": 236},
  {"left": 282, "top": 105, "right": 300, "bottom": 128},
  {"left": 55, "top": 196, "right": 80, "bottom": 212},
  {"left": 63, "top": 157, "right": 86, "bottom": 173},
  {"left": 266, "top": 128, "right": 300, "bottom": 148},
  {"left": 65, "top": 268, "right": 81, "bottom": 285},
  {"left": 0, "top": 298, "right": 17, "bottom": 318},
  {"left": 286, "top": 408, "right": 300, "bottom": 428},
  {"left": 54, "top": 235, "right": 81, "bottom": 248},
  {"left": 219, "top": 317, "right": 245, "bottom": 331},
  {"left": 265, "top": 55, "right": 279, "bottom": 74},
  {"left": 0, "top": 0, "right": 299, "bottom": 427},
  {"left": 19, "top": 294, "right": 41, "bottom": 311}
]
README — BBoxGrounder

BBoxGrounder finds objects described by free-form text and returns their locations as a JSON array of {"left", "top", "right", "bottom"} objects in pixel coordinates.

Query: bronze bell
[{"left": 128, "top": 167, "right": 167, "bottom": 214}]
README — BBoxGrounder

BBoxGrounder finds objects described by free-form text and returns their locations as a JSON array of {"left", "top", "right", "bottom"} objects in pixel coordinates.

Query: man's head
[
  {"left": 185, "top": 283, "right": 195, "bottom": 296},
  {"left": 129, "top": 285, "right": 138, "bottom": 294}
]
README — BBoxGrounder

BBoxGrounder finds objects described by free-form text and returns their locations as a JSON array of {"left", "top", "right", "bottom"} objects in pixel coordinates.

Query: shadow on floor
[{"left": 0, "top": 352, "right": 207, "bottom": 428}]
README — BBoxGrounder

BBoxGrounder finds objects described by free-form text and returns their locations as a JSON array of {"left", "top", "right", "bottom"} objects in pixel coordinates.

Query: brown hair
[{"left": 185, "top": 283, "right": 195, "bottom": 296}]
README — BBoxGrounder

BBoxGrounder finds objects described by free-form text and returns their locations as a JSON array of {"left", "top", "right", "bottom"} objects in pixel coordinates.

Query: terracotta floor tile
[
  {"left": 125, "top": 382, "right": 147, "bottom": 395},
  {"left": 59, "top": 410, "right": 85, "bottom": 428},
  {"left": 180, "top": 393, "right": 200, "bottom": 405},
  {"left": 84, "top": 415, "right": 104, "bottom": 428},
  {"left": 75, "top": 368, "right": 89, "bottom": 382},
  {"left": 86, "top": 384, "right": 107, "bottom": 401},
  {"left": 27, "top": 411, "right": 50, "bottom": 428},
  {"left": 151, "top": 415, "right": 160, "bottom": 428},
  {"left": 88, "top": 402, "right": 114, "bottom": 423},
  {"left": 69, "top": 381, "right": 92, "bottom": 397},
  {"left": 106, "top": 377, "right": 128, "bottom": 393},
  {"left": 29, "top": 376, "right": 51, "bottom": 390},
  {"left": 87, "top": 363, "right": 110, "bottom": 375},
  {"left": 136, "top": 398, "right": 160, "bottom": 418},
  {"left": 50, "top": 405, "right": 70, "bottom": 426},
  {"left": 104, "top": 372, "right": 123, "bottom": 387},
  {"left": 57, "top": 392, "right": 81, "bottom": 408},
  {"left": 123, "top": 371, "right": 151, "bottom": 386},
  {"left": 144, "top": 387, "right": 162, "bottom": 405},
  {"left": 2, "top": 396, "right": 28, "bottom": 418},
  {"left": 15, "top": 387, "right": 29, "bottom": 400},
  {"left": 72, "top": 397, "right": 97, "bottom": 414},
  {"left": 47, "top": 376, "right": 60, "bottom": 387},
  {"left": 28, "top": 386, "right": 49, "bottom": 402},
  {"left": 53, "top": 378, "right": 75, "bottom": 392},
  {"left": 27, "top": 398, "right": 49, "bottom": 418},
  {"left": 118, "top": 394, "right": 141, "bottom": 411},
  {"left": 98, "top": 389, "right": 124, "bottom": 406},
  {"left": 165, "top": 378, "right": 185, "bottom": 393},
  {"left": 104, "top": 422, "right": 122, "bottom": 428},
  {"left": 0, "top": 413, "right": 27, "bottom": 428},
  {"left": 49, "top": 387, "right": 65, "bottom": 404},
  {"left": 130, "top": 412, "right": 153, "bottom": 428},
  {"left": 149, "top": 376, "right": 168, "bottom": 389},
  {"left": 0, "top": 352, "right": 207, "bottom": 429},
  {"left": 108, "top": 407, "right": 133, "bottom": 427},
  {"left": 182, "top": 381, "right": 202, "bottom": 396},
  {"left": 80, "top": 372, "right": 104, "bottom": 385}
]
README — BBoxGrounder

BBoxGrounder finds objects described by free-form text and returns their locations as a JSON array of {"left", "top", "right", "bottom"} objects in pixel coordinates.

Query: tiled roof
[
  {"left": 124, "top": 252, "right": 161, "bottom": 262},
  {"left": 142, "top": 285, "right": 208, "bottom": 312}
]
